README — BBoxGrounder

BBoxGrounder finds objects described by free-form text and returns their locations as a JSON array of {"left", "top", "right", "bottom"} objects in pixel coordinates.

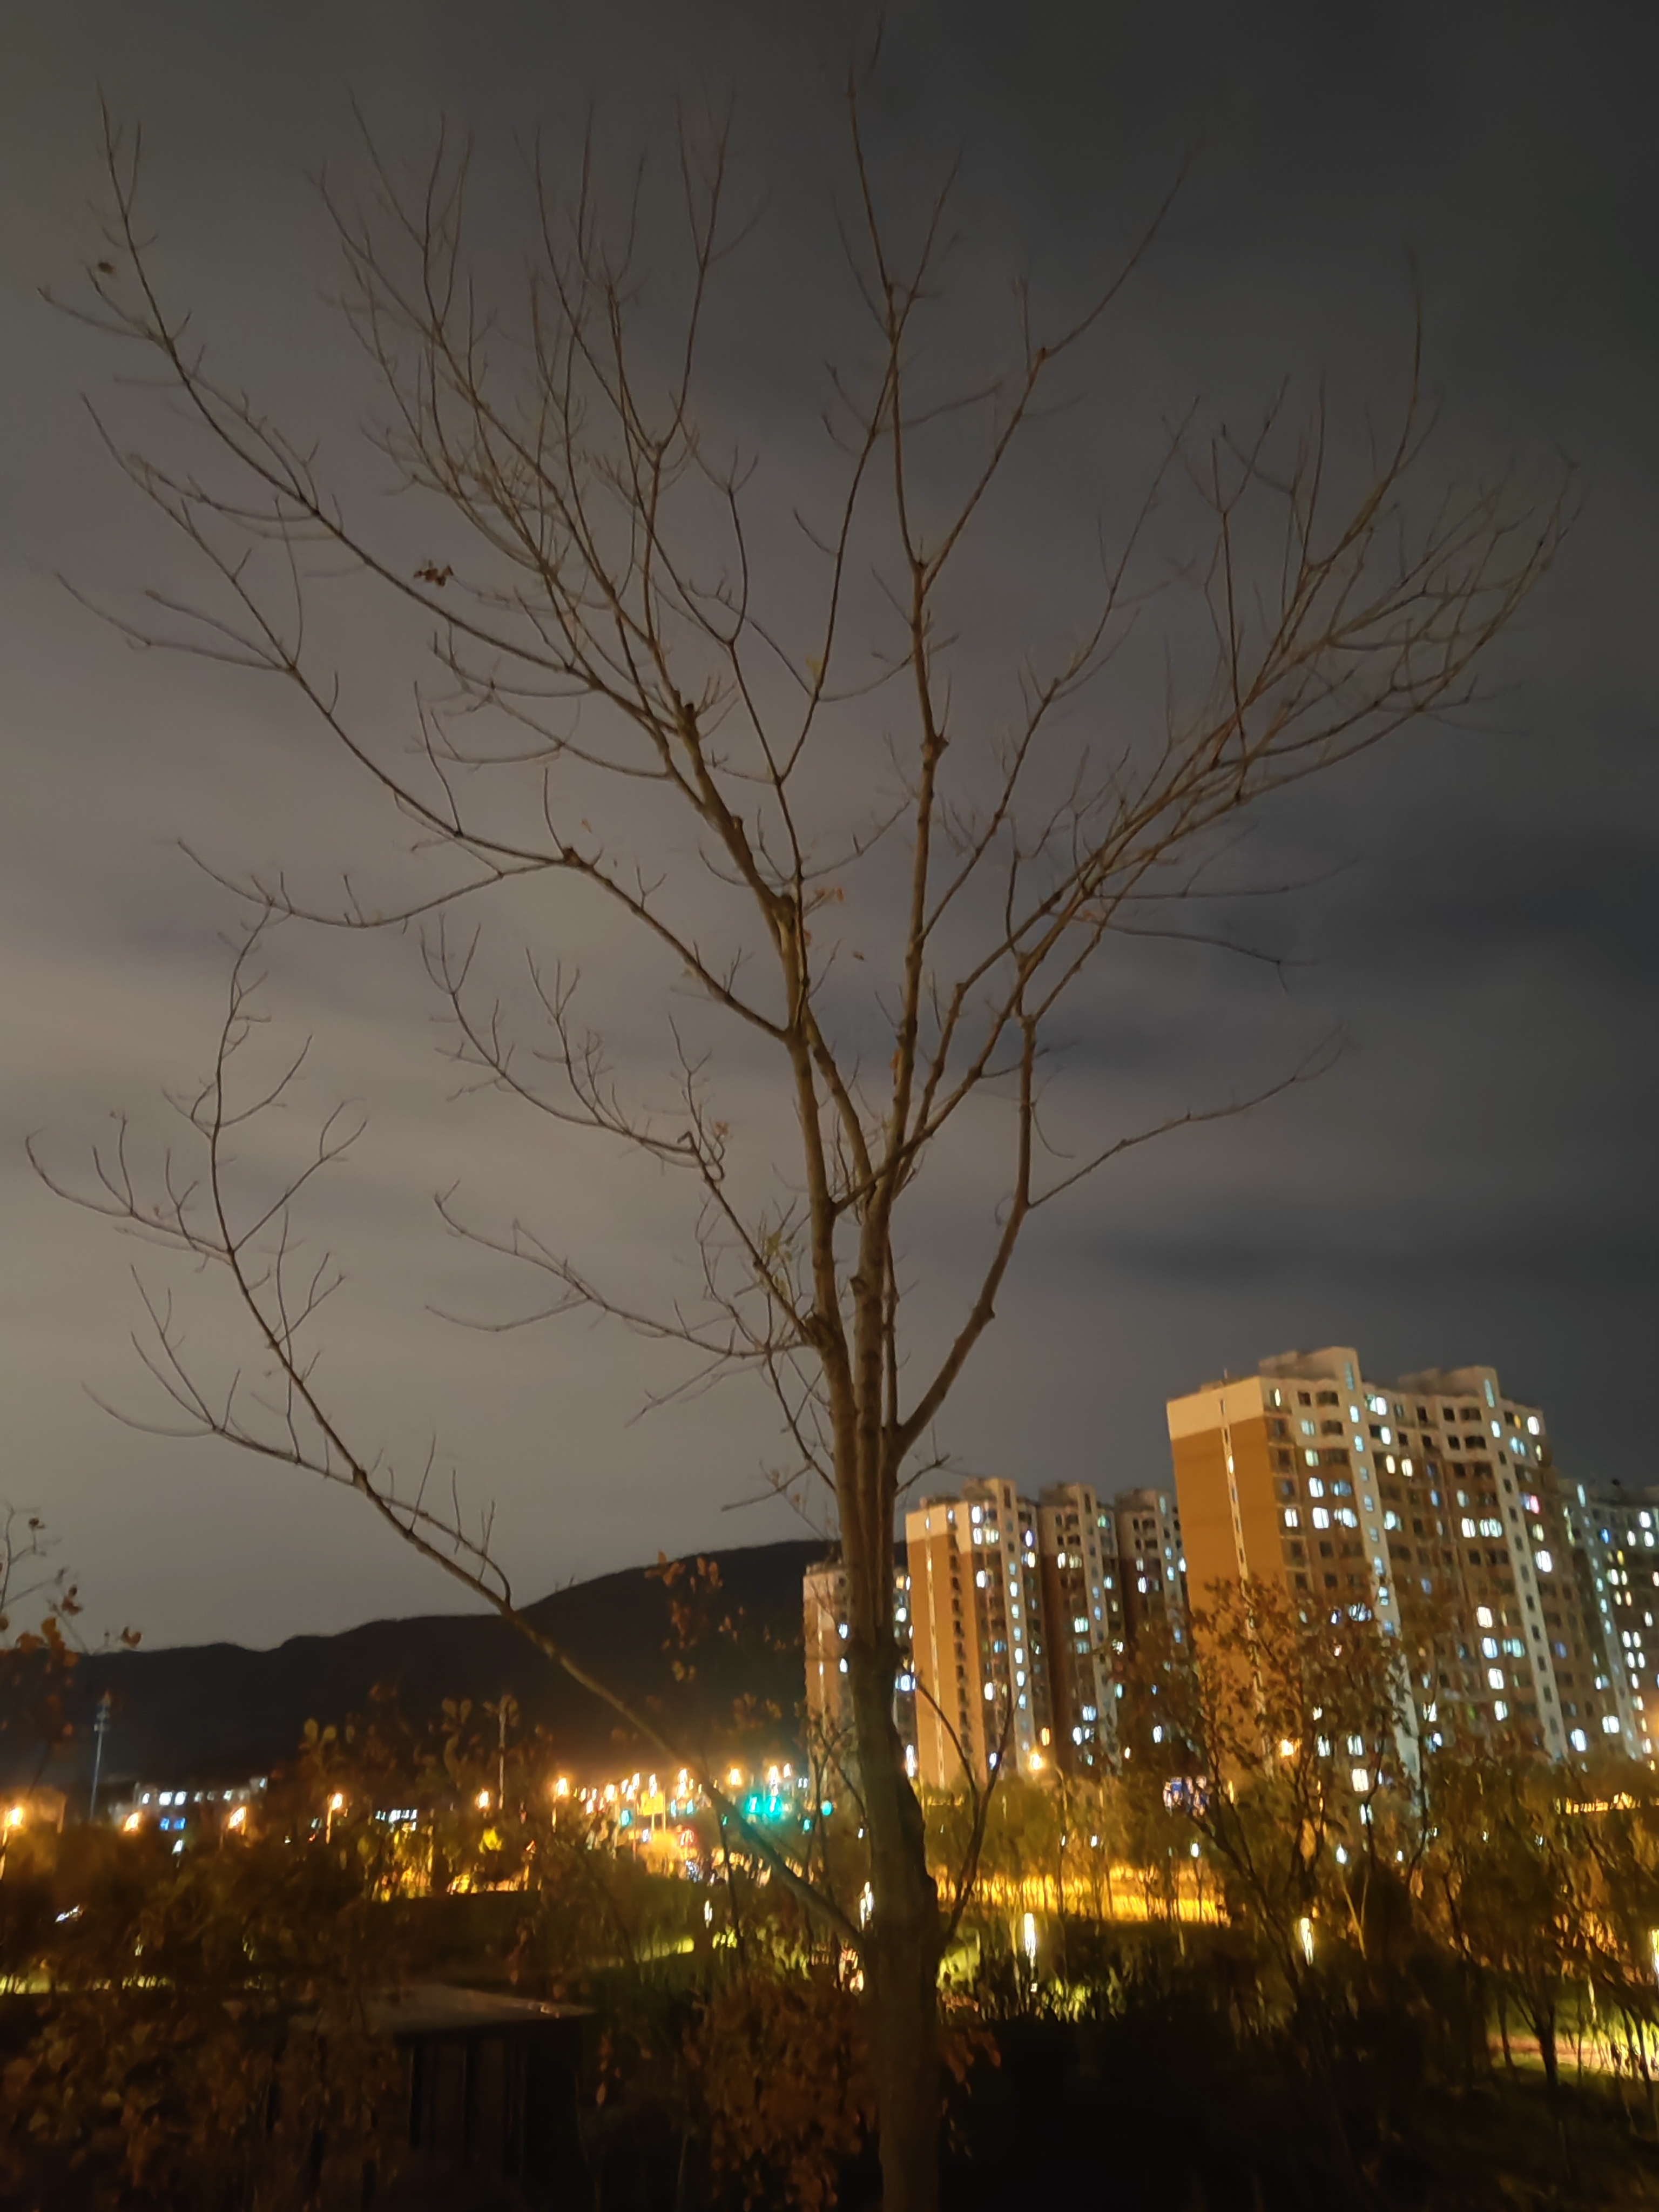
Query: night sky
[{"left": 3, "top": 2, "right": 1653, "bottom": 1650}]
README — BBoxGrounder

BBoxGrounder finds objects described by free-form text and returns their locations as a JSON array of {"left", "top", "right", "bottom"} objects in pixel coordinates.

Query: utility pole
[
  {"left": 88, "top": 1694, "right": 112, "bottom": 1822},
  {"left": 497, "top": 1697, "right": 508, "bottom": 1815}
]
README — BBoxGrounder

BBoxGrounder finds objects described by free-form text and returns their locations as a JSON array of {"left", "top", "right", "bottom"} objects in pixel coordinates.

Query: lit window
[
  {"left": 1487, "top": 1667, "right": 1505, "bottom": 1689},
  {"left": 1494, "top": 1700, "right": 1509, "bottom": 1721},
  {"left": 1308, "top": 1478, "right": 1325, "bottom": 1498},
  {"left": 1481, "top": 1637, "right": 1499, "bottom": 1658},
  {"left": 1305, "top": 1449, "right": 1319, "bottom": 1465},
  {"left": 1526, "top": 1416, "right": 1541, "bottom": 1437},
  {"left": 1283, "top": 1507, "right": 1301, "bottom": 1529},
  {"left": 1603, "top": 1715, "right": 1622, "bottom": 1736},
  {"left": 1460, "top": 1518, "right": 1477, "bottom": 1539},
  {"left": 1536, "top": 1551, "right": 1554, "bottom": 1574},
  {"left": 1311, "top": 1507, "right": 1331, "bottom": 1530},
  {"left": 1570, "top": 1727, "right": 1589, "bottom": 1752},
  {"left": 1476, "top": 1606, "right": 1494, "bottom": 1627}
]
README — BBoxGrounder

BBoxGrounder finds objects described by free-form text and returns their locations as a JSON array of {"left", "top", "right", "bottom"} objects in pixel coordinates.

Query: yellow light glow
[
  {"left": 727, "top": 1767, "right": 744, "bottom": 1789},
  {"left": 123, "top": 1811, "right": 143, "bottom": 1833},
  {"left": 1278, "top": 1739, "right": 1297, "bottom": 1759},
  {"left": 553, "top": 1776, "right": 571, "bottom": 1799},
  {"left": 4, "top": 1806, "right": 24, "bottom": 1830},
  {"left": 476, "top": 1789, "right": 492, "bottom": 1811},
  {"left": 328, "top": 1792, "right": 346, "bottom": 1813},
  {"left": 227, "top": 1805, "right": 248, "bottom": 1832}
]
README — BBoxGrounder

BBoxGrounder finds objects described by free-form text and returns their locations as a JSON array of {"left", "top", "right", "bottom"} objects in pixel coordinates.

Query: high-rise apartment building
[
  {"left": 801, "top": 1557, "right": 916, "bottom": 1777},
  {"left": 1035, "top": 1484, "right": 1119, "bottom": 1774},
  {"left": 1167, "top": 1348, "right": 1640, "bottom": 1762},
  {"left": 902, "top": 1476, "right": 1176, "bottom": 1786},
  {"left": 1583, "top": 1484, "right": 1659, "bottom": 1759},
  {"left": 907, "top": 1480, "right": 1056, "bottom": 1788},
  {"left": 1111, "top": 1488, "right": 1187, "bottom": 1650}
]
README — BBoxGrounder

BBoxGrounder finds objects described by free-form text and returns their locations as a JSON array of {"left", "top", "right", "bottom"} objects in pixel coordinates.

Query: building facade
[{"left": 1167, "top": 1347, "right": 1640, "bottom": 1762}]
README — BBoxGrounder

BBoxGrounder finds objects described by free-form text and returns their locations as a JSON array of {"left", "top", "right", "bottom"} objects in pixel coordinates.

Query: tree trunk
[
  {"left": 1537, "top": 2000, "right": 1559, "bottom": 2097},
  {"left": 851, "top": 1635, "right": 943, "bottom": 2212}
]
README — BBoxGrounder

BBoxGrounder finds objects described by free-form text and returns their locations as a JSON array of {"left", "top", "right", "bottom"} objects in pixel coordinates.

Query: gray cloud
[{"left": 2, "top": 0, "right": 1652, "bottom": 1647}]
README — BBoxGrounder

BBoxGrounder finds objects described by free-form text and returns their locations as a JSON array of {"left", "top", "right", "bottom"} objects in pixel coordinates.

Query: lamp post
[{"left": 88, "top": 1694, "right": 112, "bottom": 1822}]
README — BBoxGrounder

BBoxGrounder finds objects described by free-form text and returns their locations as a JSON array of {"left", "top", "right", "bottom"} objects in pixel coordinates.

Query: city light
[
  {"left": 476, "top": 1789, "right": 492, "bottom": 1811},
  {"left": 1298, "top": 1917, "right": 1315, "bottom": 1964},
  {"left": 4, "top": 1805, "right": 24, "bottom": 1831},
  {"left": 227, "top": 1804, "right": 248, "bottom": 1832},
  {"left": 328, "top": 1793, "right": 346, "bottom": 1813},
  {"left": 122, "top": 1812, "right": 143, "bottom": 1833}
]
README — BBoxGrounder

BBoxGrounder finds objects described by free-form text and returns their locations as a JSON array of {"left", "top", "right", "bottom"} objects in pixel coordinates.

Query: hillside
[{"left": 13, "top": 1539, "right": 826, "bottom": 1796}]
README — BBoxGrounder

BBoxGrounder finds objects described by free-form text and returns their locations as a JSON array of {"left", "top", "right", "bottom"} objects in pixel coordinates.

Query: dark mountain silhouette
[{"left": 15, "top": 1540, "right": 825, "bottom": 1796}]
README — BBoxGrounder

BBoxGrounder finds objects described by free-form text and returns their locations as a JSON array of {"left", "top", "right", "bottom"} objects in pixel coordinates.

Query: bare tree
[{"left": 37, "top": 65, "right": 1562, "bottom": 2208}]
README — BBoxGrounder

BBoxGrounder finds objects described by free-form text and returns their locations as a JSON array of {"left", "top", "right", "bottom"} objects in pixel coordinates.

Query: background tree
[{"left": 38, "top": 60, "right": 1561, "bottom": 2207}]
